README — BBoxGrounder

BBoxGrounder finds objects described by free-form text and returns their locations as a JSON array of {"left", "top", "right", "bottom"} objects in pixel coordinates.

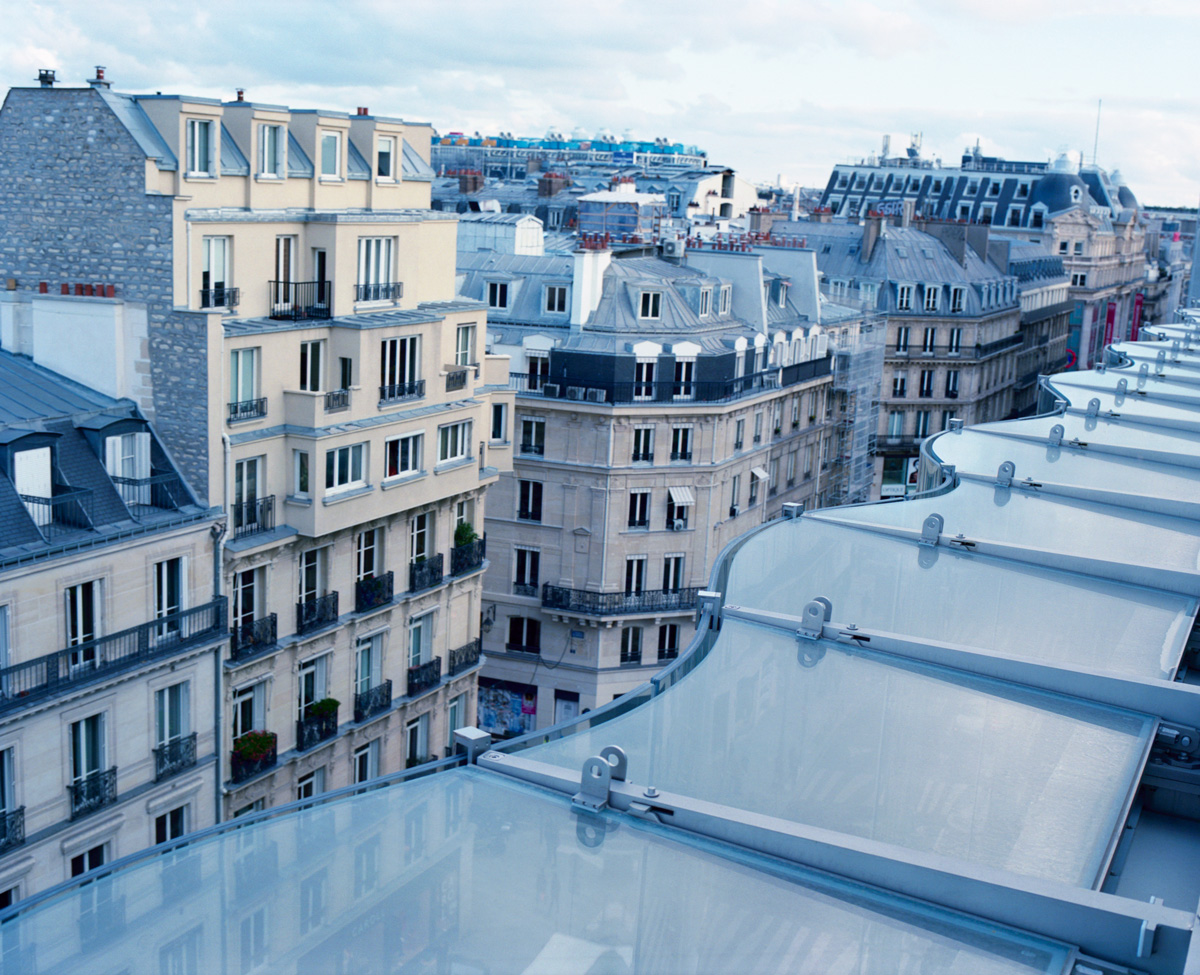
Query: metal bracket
[
  {"left": 1138, "top": 363, "right": 1148, "bottom": 382},
  {"left": 696, "top": 590, "right": 722, "bottom": 628},
  {"left": 1156, "top": 350, "right": 1166, "bottom": 374},
  {"left": 572, "top": 746, "right": 627, "bottom": 812},
  {"left": 1115, "top": 378, "right": 1127, "bottom": 396},
  {"left": 1047, "top": 424, "right": 1064, "bottom": 447},
  {"left": 796, "top": 597, "right": 831, "bottom": 641},
  {"left": 1085, "top": 398, "right": 1101, "bottom": 418},
  {"left": 1137, "top": 896, "right": 1162, "bottom": 958},
  {"left": 996, "top": 461, "right": 1015, "bottom": 488},
  {"left": 919, "top": 513, "right": 943, "bottom": 547}
]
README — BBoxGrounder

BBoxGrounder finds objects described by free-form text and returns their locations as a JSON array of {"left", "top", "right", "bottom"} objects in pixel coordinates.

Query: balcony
[
  {"left": 268, "top": 280, "right": 332, "bottom": 321},
  {"left": 231, "top": 496, "right": 274, "bottom": 539},
  {"left": 153, "top": 732, "right": 197, "bottom": 781},
  {"left": 0, "top": 807, "right": 24, "bottom": 853},
  {"left": 324, "top": 388, "right": 350, "bottom": 413},
  {"left": 230, "top": 613, "right": 278, "bottom": 661},
  {"left": 355, "top": 282, "right": 403, "bottom": 302},
  {"left": 407, "top": 657, "right": 442, "bottom": 697},
  {"left": 228, "top": 398, "right": 267, "bottom": 423},
  {"left": 409, "top": 554, "right": 444, "bottom": 594},
  {"left": 0, "top": 599, "right": 227, "bottom": 716},
  {"left": 450, "top": 537, "right": 485, "bottom": 577},
  {"left": 541, "top": 585, "right": 702, "bottom": 617},
  {"left": 69, "top": 767, "right": 118, "bottom": 820},
  {"left": 446, "top": 369, "right": 469, "bottom": 393},
  {"left": 354, "top": 680, "right": 392, "bottom": 723},
  {"left": 199, "top": 286, "right": 239, "bottom": 309},
  {"left": 296, "top": 702, "right": 339, "bottom": 752},
  {"left": 513, "top": 582, "right": 538, "bottom": 597},
  {"left": 230, "top": 731, "right": 277, "bottom": 784},
  {"left": 111, "top": 470, "right": 186, "bottom": 510},
  {"left": 297, "top": 593, "right": 339, "bottom": 635},
  {"left": 448, "top": 638, "right": 481, "bottom": 676},
  {"left": 379, "top": 380, "right": 425, "bottom": 405},
  {"left": 355, "top": 572, "right": 394, "bottom": 613},
  {"left": 18, "top": 486, "right": 93, "bottom": 540}
]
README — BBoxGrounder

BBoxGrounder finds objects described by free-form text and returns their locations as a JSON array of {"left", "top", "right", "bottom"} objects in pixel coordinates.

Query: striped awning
[{"left": 668, "top": 486, "right": 695, "bottom": 506}]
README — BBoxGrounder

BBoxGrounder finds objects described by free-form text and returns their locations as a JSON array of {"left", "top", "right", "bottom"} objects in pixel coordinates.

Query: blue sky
[{"left": 4, "top": 0, "right": 1199, "bottom": 205}]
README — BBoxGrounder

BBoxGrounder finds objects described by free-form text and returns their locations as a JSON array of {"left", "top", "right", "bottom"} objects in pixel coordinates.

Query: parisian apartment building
[
  {"left": 0, "top": 349, "right": 225, "bottom": 905},
  {"left": 0, "top": 70, "right": 511, "bottom": 840},
  {"left": 455, "top": 230, "right": 878, "bottom": 732}
]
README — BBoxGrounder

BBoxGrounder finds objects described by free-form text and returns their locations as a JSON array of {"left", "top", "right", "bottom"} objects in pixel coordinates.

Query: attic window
[
  {"left": 699, "top": 289, "right": 712, "bottom": 317},
  {"left": 777, "top": 283, "right": 788, "bottom": 308},
  {"left": 821, "top": 244, "right": 831, "bottom": 254},
  {"left": 895, "top": 247, "right": 907, "bottom": 258},
  {"left": 639, "top": 291, "right": 662, "bottom": 320},
  {"left": 1070, "top": 187, "right": 1082, "bottom": 203},
  {"left": 488, "top": 281, "right": 509, "bottom": 309},
  {"left": 719, "top": 286, "right": 731, "bottom": 315}
]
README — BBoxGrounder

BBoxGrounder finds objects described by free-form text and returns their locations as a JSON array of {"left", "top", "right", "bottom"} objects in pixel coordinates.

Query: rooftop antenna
[{"left": 1092, "top": 99, "right": 1102, "bottom": 166}]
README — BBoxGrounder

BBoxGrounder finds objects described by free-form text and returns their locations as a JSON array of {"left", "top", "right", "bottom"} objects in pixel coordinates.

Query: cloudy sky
[{"left": 4, "top": 0, "right": 1199, "bottom": 206}]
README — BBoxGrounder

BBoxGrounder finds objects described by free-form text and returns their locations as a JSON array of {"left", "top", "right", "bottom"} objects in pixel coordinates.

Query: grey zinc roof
[
  {"left": 219, "top": 124, "right": 249, "bottom": 176},
  {"left": 287, "top": 132, "right": 313, "bottom": 178},
  {"left": 458, "top": 251, "right": 576, "bottom": 328},
  {"left": 347, "top": 138, "right": 370, "bottom": 180},
  {"left": 97, "top": 89, "right": 178, "bottom": 171},
  {"left": 401, "top": 140, "right": 435, "bottom": 180},
  {"left": 0, "top": 353, "right": 119, "bottom": 426}
]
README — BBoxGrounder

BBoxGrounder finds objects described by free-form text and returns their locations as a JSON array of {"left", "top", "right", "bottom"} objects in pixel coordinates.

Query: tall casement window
[
  {"left": 409, "top": 512, "right": 430, "bottom": 562},
  {"left": 259, "top": 124, "right": 284, "bottom": 176},
  {"left": 66, "top": 580, "right": 101, "bottom": 669},
  {"left": 154, "top": 557, "right": 185, "bottom": 638},
  {"left": 438, "top": 421, "right": 471, "bottom": 463},
  {"left": 507, "top": 616, "right": 541, "bottom": 653},
  {"left": 634, "top": 360, "right": 655, "bottom": 401},
  {"left": 71, "top": 713, "right": 106, "bottom": 783},
  {"left": 299, "top": 340, "right": 323, "bottom": 392},
  {"left": 185, "top": 119, "right": 213, "bottom": 175},
  {"left": 232, "top": 682, "right": 267, "bottom": 739},
  {"left": 357, "top": 238, "right": 395, "bottom": 300},
  {"left": 230, "top": 349, "right": 258, "bottom": 408},
  {"left": 320, "top": 131, "right": 340, "bottom": 177},
  {"left": 455, "top": 324, "right": 476, "bottom": 367},
  {"left": 517, "top": 480, "right": 543, "bottom": 522},
  {"left": 201, "top": 237, "right": 231, "bottom": 307},
  {"left": 376, "top": 136, "right": 395, "bottom": 178},
  {"left": 156, "top": 681, "right": 190, "bottom": 748},
  {"left": 298, "top": 548, "right": 325, "bottom": 605},
  {"left": 381, "top": 335, "right": 420, "bottom": 398},
  {"left": 356, "top": 528, "right": 381, "bottom": 582},
  {"left": 627, "top": 491, "right": 650, "bottom": 529}
]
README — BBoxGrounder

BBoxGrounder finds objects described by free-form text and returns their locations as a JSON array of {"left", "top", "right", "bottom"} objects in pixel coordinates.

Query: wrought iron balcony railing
[
  {"left": 355, "top": 572, "right": 394, "bottom": 613},
  {"left": 228, "top": 397, "right": 267, "bottom": 423},
  {"left": 230, "top": 732, "right": 277, "bottom": 784},
  {"left": 446, "top": 368, "right": 469, "bottom": 392},
  {"left": 0, "top": 599, "right": 226, "bottom": 715},
  {"left": 407, "top": 657, "right": 442, "bottom": 697},
  {"left": 230, "top": 613, "right": 278, "bottom": 661},
  {"left": 513, "top": 582, "right": 538, "bottom": 598},
  {"left": 379, "top": 380, "right": 425, "bottom": 404},
  {"left": 19, "top": 487, "right": 93, "bottom": 540},
  {"left": 69, "top": 767, "right": 118, "bottom": 819},
  {"left": 297, "top": 593, "right": 339, "bottom": 635},
  {"left": 111, "top": 470, "right": 186, "bottom": 510},
  {"left": 0, "top": 807, "right": 24, "bottom": 853},
  {"left": 450, "top": 537, "right": 485, "bottom": 577},
  {"left": 448, "top": 638, "right": 481, "bottom": 676},
  {"left": 632, "top": 451, "right": 654, "bottom": 462},
  {"left": 354, "top": 680, "right": 392, "bottom": 723},
  {"left": 231, "top": 496, "right": 274, "bottom": 539},
  {"left": 670, "top": 450, "right": 692, "bottom": 461},
  {"left": 355, "top": 282, "right": 403, "bottom": 302},
  {"left": 409, "top": 554, "right": 444, "bottom": 593},
  {"left": 505, "top": 642, "right": 541, "bottom": 655},
  {"left": 296, "top": 705, "right": 338, "bottom": 751},
  {"left": 324, "top": 388, "right": 350, "bottom": 412},
  {"left": 519, "top": 442, "right": 545, "bottom": 455},
  {"left": 268, "top": 280, "right": 331, "bottom": 321},
  {"left": 154, "top": 732, "right": 197, "bottom": 781},
  {"left": 200, "top": 286, "right": 239, "bottom": 309},
  {"left": 541, "top": 585, "right": 702, "bottom": 618}
]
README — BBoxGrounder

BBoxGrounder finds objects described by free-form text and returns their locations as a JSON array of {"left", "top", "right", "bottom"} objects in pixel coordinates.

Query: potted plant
[
  {"left": 306, "top": 697, "right": 340, "bottom": 719},
  {"left": 455, "top": 522, "right": 478, "bottom": 548},
  {"left": 233, "top": 730, "right": 276, "bottom": 762}
]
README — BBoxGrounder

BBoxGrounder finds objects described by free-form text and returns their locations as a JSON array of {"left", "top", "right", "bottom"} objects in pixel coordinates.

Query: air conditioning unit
[
  {"left": 542, "top": 383, "right": 560, "bottom": 398},
  {"left": 728, "top": 505, "right": 739, "bottom": 518},
  {"left": 585, "top": 388, "right": 607, "bottom": 403},
  {"left": 566, "top": 386, "right": 585, "bottom": 400},
  {"left": 662, "top": 236, "right": 685, "bottom": 258},
  {"left": 671, "top": 519, "right": 686, "bottom": 531}
]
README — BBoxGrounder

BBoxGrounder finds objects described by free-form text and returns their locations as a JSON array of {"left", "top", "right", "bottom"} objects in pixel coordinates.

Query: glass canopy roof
[{"left": 0, "top": 769, "right": 1073, "bottom": 975}]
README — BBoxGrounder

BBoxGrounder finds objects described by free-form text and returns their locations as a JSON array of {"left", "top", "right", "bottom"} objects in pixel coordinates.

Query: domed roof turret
[{"left": 1030, "top": 171, "right": 1090, "bottom": 214}]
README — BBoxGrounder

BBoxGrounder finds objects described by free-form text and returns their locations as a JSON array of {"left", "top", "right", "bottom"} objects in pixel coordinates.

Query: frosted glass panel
[
  {"left": 529, "top": 620, "right": 1152, "bottom": 888},
  {"left": 2, "top": 770, "right": 1070, "bottom": 975},
  {"left": 733, "top": 518, "right": 1192, "bottom": 680}
]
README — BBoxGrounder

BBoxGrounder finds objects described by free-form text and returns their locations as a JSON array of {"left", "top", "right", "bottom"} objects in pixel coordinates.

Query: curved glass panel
[{"left": 1, "top": 769, "right": 1070, "bottom": 975}]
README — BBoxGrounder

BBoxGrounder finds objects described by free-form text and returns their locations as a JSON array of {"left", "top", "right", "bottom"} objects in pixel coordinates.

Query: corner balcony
[
  {"left": 296, "top": 593, "right": 339, "bottom": 636},
  {"left": 541, "top": 585, "right": 702, "bottom": 618},
  {"left": 231, "top": 496, "right": 274, "bottom": 540},
  {"left": 450, "top": 537, "right": 485, "bottom": 577},
  {"left": 448, "top": 638, "right": 481, "bottom": 676},
  {"left": 228, "top": 397, "right": 268, "bottom": 423},
  {"left": 0, "top": 599, "right": 227, "bottom": 716},
  {"left": 407, "top": 657, "right": 442, "bottom": 697},
  {"left": 69, "top": 767, "right": 118, "bottom": 820},
  {"left": 379, "top": 380, "right": 425, "bottom": 405},
  {"left": 153, "top": 732, "right": 197, "bottom": 781}
]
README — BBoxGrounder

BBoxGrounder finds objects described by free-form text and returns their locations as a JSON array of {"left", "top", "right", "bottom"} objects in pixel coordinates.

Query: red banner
[
  {"left": 1103, "top": 301, "right": 1116, "bottom": 346},
  {"left": 1131, "top": 292, "right": 1144, "bottom": 341}
]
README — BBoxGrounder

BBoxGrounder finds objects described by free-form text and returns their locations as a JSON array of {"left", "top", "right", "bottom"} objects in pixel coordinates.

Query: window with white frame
[
  {"left": 104, "top": 430, "right": 151, "bottom": 494},
  {"left": 297, "top": 768, "right": 326, "bottom": 802},
  {"left": 639, "top": 291, "right": 662, "bottom": 320},
  {"left": 201, "top": 236, "right": 231, "bottom": 306},
  {"left": 487, "top": 282, "right": 509, "bottom": 309},
  {"left": 895, "top": 325, "right": 910, "bottom": 353},
  {"left": 786, "top": 451, "right": 797, "bottom": 484},
  {"left": 293, "top": 450, "right": 310, "bottom": 498},
  {"left": 948, "top": 327, "right": 962, "bottom": 353},
  {"left": 447, "top": 693, "right": 466, "bottom": 750},
  {"left": 385, "top": 432, "right": 422, "bottom": 479},
  {"left": 545, "top": 285, "right": 568, "bottom": 313},
  {"left": 354, "top": 740, "right": 380, "bottom": 783},
  {"left": 298, "top": 548, "right": 325, "bottom": 605},
  {"left": 376, "top": 136, "right": 395, "bottom": 179},
  {"left": 671, "top": 425, "right": 692, "bottom": 460},
  {"left": 357, "top": 237, "right": 395, "bottom": 300},
  {"left": 518, "top": 480, "right": 542, "bottom": 521},
  {"left": 719, "top": 286, "right": 731, "bottom": 314},
  {"left": 356, "top": 634, "right": 382, "bottom": 696},
  {"left": 65, "top": 580, "right": 101, "bottom": 669},
  {"left": 896, "top": 284, "right": 913, "bottom": 311},
  {"left": 324, "top": 443, "right": 366, "bottom": 493},
  {"left": 729, "top": 473, "right": 741, "bottom": 511},
  {"left": 620, "top": 626, "right": 643, "bottom": 664},
  {"left": 634, "top": 360, "right": 655, "bottom": 400},
  {"left": 923, "top": 284, "right": 939, "bottom": 312},
  {"left": 185, "top": 119, "right": 213, "bottom": 175},
  {"left": 507, "top": 616, "right": 541, "bottom": 653},
  {"left": 662, "top": 554, "right": 684, "bottom": 592},
  {"left": 632, "top": 426, "right": 654, "bottom": 463},
  {"left": 298, "top": 654, "right": 330, "bottom": 713},
  {"left": 381, "top": 335, "right": 420, "bottom": 395},
  {"left": 699, "top": 289, "right": 712, "bottom": 317},
  {"left": 259, "top": 124, "right": 284, "bottom": 177},
  {"left": 946, "top": 370, "right": 960, "bottom": 397},
  {"left": 658, "top": 624, "right": 680, "bottom": 660},
  {"left": 892, "top": 372, "right": 907, "bottom": 398},
  {"left": 356, "top": 528, "right": 381, "bottom": 581},
  {"left": 922, "top": 327, "right": 936, "bottom": 353},
  {"left": 624, "top": 556, "right": 647, "bottom": 595},
  {"left": 919, "top": 370, "right": 934, "bottom": 398},
  {"left": 491, "top": 403, "right": 508, "bottom": 442},
  {"left": 320, "top": 131, "right": 340, "bottom": 177},
  {"left": 229, "top": 348, "right": 258, "bottom": 407},
  {"left": 405, "top": 713, "right": 429, "bottom": 766},
  {"left": 409, "top": 612, "right": 433, "bottom": 668},
  {"left": 455, "top": 324, "right": 475, "bottom": 367},
  {"left": 915, "top": 411, "right": 931, "bottom": 438},
  {"left": 673, "top": 358, "right": 695, "bottom": 400},
  {"left": 71, "top": 713, "right": 106, "bottom": 782},
  {"left": 438, "top": 421, "right": 471, "bottom": 463},
  {"left": 887, "top": 411, "right": 904, "bottom": 439},
  {"left": 410, "top": 512, "right": 430, "bottom": 562},
  {"left": 513, "top": 546, "right": 539, "bottom": 593},
  {"left": 627, "top": 490, "right": 650, "bottom": 528},
  {"left": 299, "top": 340, "right": 323, "bottom": 392}
]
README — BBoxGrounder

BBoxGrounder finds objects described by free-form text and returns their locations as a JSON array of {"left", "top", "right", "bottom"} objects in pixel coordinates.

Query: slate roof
[{"left": 0, "top": 354, "right": 118, "bottom": 426}]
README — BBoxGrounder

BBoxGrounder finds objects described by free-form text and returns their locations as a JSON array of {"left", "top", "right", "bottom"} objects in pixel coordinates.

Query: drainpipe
[{"left": 210, "top": 519, "right": 226, "bottom": 827}]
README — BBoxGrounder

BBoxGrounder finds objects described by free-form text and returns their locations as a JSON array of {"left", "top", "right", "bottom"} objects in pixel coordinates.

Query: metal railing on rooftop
[
  {"left": 268, "top": 281, "right": 332, "bottom": 321},
  {"left": 542, "top": 585, "right": 702, "bottom": 617},
  {"left": 111, "top": 470, "right": 186, "bottom": 510},
  {"left": 19, "top": 488, "right": 93, "bottom": 540}
]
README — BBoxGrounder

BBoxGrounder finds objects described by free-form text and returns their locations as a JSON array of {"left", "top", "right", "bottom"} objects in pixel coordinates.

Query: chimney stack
[
  {"left": 37, "top": 69, "right": 56, "bottom": 88},
  {"left": 88, "top": 66, "right": 109, "bottom": 89},
  {"left": 357, "top": 107, "right": 369, "bottom": 116},
  {"left": 236, "top": 88, "right": 245, "bottom": 101},
  {"left": 861, "top": 212, "right": 883, "bottom": 263}
]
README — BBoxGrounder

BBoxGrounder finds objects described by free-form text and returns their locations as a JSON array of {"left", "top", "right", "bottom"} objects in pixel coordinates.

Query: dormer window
[
  {"left": 777, "top": 283, "right": 788, "bottom": 308},
  {"left": 896, "top": 284, "right": 913, "bottom": 311},
  {"left": 377, "top": 137, "right": 395, "bottom": 179},
  {"left": 488, "top": 282, "right": 509, "bottom": 309},
  {"left": 13, "top": 446, "right": 52, "bottom": 500},
  {"left": 320, "top": 131, "right": 341, "bottom": 177},
  {"left": 699, "top": 289, "right": 712, "bottom": 317},
  {"left": 259, "top": 124, "right": 284, "bottom": 177},
  {"left": 923, "top": 284, "right": 939, "bottom": 312},
  {"left": 719, "top": 286, "right": 731, "bottom": 315},
  {"left": 185, "top": 119, "right": 214, "bottom": 176},
  {"left": 106, "top": 431, "right": 151, "bottom": 487},
  {"left": 639, "top": 291, "right": 662, "bottom": 320}
]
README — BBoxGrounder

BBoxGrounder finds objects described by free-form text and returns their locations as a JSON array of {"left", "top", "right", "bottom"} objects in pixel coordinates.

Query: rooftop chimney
[
  {"left": 236, "top": 88, "right": 245, "bottom": 101},
  {"left": 861, "top": 213, "right": 883, "bottom": 263},
  {"left": 37, "top": 69, "right": 56, "bottom": 88},
  {"left": 357, "top": 107, "right": 369, "bottom": 116},
  {"left": 88, "top": 66, "right": 109, "bottom": 89}
]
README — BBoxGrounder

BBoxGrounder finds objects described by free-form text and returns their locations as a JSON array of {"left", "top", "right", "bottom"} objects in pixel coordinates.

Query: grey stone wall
[{"left": 0, "top": 86, "right": 210, "bottom": 499}]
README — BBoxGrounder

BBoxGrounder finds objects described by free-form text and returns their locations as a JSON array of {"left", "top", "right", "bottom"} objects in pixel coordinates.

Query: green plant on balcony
[
  {"left": 232, "top": 730, "right": 276, "bottom": 762},
  {"left": 306, "top": 697, "right": 340, "bottom": 718},
  {"left": 454, "top": 522, "right": 478, "bottom": 547}
]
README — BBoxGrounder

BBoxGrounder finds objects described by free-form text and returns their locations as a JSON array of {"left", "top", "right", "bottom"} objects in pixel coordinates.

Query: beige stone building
[{"left": 0, "top": 351, "right": 225, "bottom": 904}]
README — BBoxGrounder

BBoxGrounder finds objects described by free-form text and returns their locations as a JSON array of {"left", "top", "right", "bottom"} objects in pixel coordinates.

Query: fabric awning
[
  {"left": 751, "top": 467, "right": 770, "bottom": 481},
  {"left": 668, "top": 486, "right": 695, "bottom": 506}
]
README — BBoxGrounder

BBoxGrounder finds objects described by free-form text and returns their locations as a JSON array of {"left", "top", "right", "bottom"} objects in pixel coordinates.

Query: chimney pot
[
  {"left": 61, "top": 283, "right": 69, "bottom": 295},
  {"left": 95, "top": 66, "right": 104, "bottom": 80},
  {"left": 236, "top": 88, "right": 244, "bottom": 101},
  {"left": 74, "top": 284, "right": 84, "bottom": 296},
  {"left": 39, "top": 281, "right": 48, "bottom": 294},
  {"left": 105, "top": 284, "right": 115, "bottom": 298},
  {"left": 83, "top": 284, "right": 94, "bottom": 296},
  {"left": 88, "top": 66, "right": 110, "bottom": 88},
  {"left": 37, "top": 69, "right": 56, "bottom": 88}
]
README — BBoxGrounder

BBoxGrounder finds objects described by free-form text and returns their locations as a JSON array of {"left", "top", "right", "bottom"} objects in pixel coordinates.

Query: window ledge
[
  {"left": 488, "top": 439, "right": 511, "bottom": 449},
  {"left": 285, "top": 494, "right": 313, "bottom": 507},
  {"left": 319, "top": 175, "right": 344, "bottom": 183},
  {"left": 382, "top": 471, "right": 426, "bottom": 490},
  {"left": 433, "top": 457, "right": 474, "bottom": 475},
  {"left": 321, "top": 483, "right": 373, "bottom": 505},
  {"left": 255, "top": 174, "right": 284, "bottom": 182},
  {"left": 375, "top": 177, "right": 398, "bottom": 185},
  {"left": 184, "top": 173, "right": 217, "bottom": 181}
]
